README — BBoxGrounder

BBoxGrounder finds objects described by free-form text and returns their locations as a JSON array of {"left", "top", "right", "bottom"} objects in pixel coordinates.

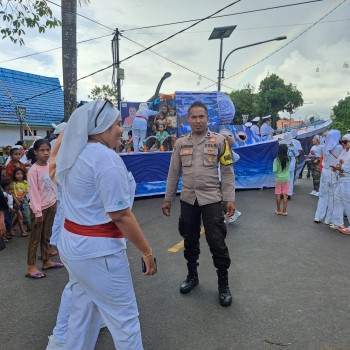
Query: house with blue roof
[{"left": 0, "top": 67, "right": 64, "bottom": 145}]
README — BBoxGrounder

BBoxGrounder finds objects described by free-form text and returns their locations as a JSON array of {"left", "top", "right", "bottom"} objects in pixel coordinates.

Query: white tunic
[
  {"left": 260, "top": 123, "right": 274, "bottom": 138},
  {"left": 58, "top": 142, "right": 136, "bottom": 260}
]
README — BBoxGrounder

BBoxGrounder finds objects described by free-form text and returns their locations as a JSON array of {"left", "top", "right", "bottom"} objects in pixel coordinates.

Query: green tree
[
  {"left": 0, "top": 0, "right": 60, "bottom": 45},
  {"left": 88, "top": 85, "right": 118, "bottom": 104},
  {"left": 229, "top": 83, "right": 257, "bottom": 124},
  {"left": 256, "top": 73, "right": 303, "bottom": 128},
  {"left": 331, "top": 95, "right": 350, "bottom": 134}
]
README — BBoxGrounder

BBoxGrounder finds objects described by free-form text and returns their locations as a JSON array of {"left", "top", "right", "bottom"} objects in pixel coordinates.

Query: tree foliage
[
  {"left": 88, "top": 85, "right": 118, "bottom": 105},
  {"left": 331, "top": 95, "right": 350, "bottom": 134},
  {"left": 255, "top": 74, "right": 303, "bottom": 127},
  {"left": 229, "top": 83, "right": 257, "bottom": 124},
  {"left": 0, "top": 0, "right": 61, "bottom": 45},
  {"left": 229, "top": 74, "right": 304, "bottom": 126}
]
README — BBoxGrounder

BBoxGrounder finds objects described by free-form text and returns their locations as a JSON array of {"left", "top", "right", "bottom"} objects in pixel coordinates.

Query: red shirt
[{"left": 5, "top": 160, "right": 27, "bottom": 179}]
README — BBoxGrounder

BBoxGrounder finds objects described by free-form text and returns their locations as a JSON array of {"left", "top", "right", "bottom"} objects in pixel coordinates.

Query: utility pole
[{"left": 112, "top": 29, "right": 123, "bottom": 111}]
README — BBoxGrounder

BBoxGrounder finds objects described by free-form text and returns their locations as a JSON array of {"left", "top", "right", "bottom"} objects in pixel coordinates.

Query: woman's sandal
[
  {"left": 275, "top": 210, "right": 282, "bottom": 215},
  {"left": 21, "top": 232, "right": 29, "bottom": 237},
  {"left": 282, "top": 212, "right": 288, "bottom": 216}
]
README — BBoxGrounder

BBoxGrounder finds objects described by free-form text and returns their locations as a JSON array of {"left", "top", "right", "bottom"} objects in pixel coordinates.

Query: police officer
[
  {"left": 260, "top": 115, "right": 275, "bottom": 140},
  {"left": 250, "top": 116, "right": 260, "bottom": 136},
  {"left": 162, "top": 101, "right": 236, "bottom": 306}
]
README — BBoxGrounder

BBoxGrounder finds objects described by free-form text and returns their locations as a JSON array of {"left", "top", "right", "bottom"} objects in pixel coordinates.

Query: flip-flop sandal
[
  {"left": 275, "top": 210, "right": 282, "bottom": 215},
  {"left": 282, "top": 212, "right": 288, "bottom": 216},
  {"left": 21, "top": 232, "right": 28, "bottom": 237},
  {"left": 42, "top": 262, "right": 64, "bottom": 270},
  {"left": 25, "top": 271, "right": 46, "bottom": 279}
]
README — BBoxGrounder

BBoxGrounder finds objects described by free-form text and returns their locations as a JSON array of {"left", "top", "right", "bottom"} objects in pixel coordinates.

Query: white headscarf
[
  {"left": 324, "top": 129, "right": 341, "bottom": 155},
  {"left": 56, "top": 100, "right": 119, "bottom": 184},
  {"left": 314, "top": 134, "right": 324, "bottom": 145},
  {"left": 342, "top": 133, "right": 350, "bottom": 140},
  {"left": 280, "top": 132, "right": 293, "bottom": 145}
]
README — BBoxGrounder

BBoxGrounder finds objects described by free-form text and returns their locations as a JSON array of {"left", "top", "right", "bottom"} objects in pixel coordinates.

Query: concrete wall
[{"left": 0, "top": 125, "right": 51, "bottom": 146}]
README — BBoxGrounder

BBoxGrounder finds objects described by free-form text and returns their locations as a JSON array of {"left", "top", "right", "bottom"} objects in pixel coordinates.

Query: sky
[{"left": 0, "top": 0, "right": 349, "bottom": 121}]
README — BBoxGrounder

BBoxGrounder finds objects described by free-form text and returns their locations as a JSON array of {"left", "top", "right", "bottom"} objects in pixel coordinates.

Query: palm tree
[{"left": 61, "top": 0, "right": 89, "bottom": 121}]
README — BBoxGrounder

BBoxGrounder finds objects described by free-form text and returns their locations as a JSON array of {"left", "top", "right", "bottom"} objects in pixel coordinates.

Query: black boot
[
  {"left": 180, "top": 262, "right": 199, "bottom": 294},
  {"left": 217, "top": 269, "right": 232, "bottom": 306}
]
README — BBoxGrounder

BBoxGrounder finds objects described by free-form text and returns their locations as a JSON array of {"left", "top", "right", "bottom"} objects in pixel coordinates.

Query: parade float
[{"left": 119, "top": 91, "right": 331, "bottom": 197}]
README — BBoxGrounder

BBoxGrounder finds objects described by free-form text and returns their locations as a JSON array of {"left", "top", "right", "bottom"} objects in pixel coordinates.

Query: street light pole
[
  {"left": 221, "top": 36, "right": 287, "bottom": 79},
  {"left": 218, "top": 35, "right": 224, "bottom": 91},
  {"left": 112, "top": 29, "right": 123, "bottom": 111},
  {"left": 209, "top": 26, "right": 237, "bottom": 92}
]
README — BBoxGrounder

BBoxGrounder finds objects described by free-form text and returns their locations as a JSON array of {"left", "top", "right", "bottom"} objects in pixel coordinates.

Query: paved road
[{"left": 1, "top": 178, "right": 349, "bottom": 350}]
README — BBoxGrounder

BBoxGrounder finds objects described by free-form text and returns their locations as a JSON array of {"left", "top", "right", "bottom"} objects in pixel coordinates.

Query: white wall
[{"left": 0, "top": 125, "right": 51, "bottom": 146}]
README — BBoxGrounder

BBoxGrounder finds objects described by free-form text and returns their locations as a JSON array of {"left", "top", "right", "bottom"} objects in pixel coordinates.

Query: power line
[
  {"left": 124, "top": 17, "right": 350, "bottom": 35},
  {"left": 121, "top": 0, "right": 325, "bottom": 32},
  {"left": 120, "top": 0, "right": 242, "bottom": 63},
  {"left": 200, "top": 0, "right": 347, "bottom": 91},
  {"left": 0, "top": 33, "right": 113, "bottom": 64},
  {"left": 121, "top": 34, "right": 235, "bottom": 90},
  {"left": 45, "top": 0, "right": 114, "bottom": 31}
]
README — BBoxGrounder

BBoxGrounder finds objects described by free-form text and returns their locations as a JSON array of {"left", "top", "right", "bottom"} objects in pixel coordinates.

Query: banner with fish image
[{"left": 175, "top": 91, "right": 235, "bottom": 136}]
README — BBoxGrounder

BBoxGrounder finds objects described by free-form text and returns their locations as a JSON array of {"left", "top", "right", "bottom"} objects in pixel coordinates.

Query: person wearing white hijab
[
  {"left": 54, "top": 100, "right": 157, "bottom": 350},
  {"left": 131, "top": 102, "right": 158, "bottom": 152},
  {"left": 314, "top": 130, "right": 343, "bottom": 224},
  {"left": 331, "top": 133, "right": 350, "bottom": 234},
  {"left": 279, "top": 132, "right": 298, "bottom": 198}
]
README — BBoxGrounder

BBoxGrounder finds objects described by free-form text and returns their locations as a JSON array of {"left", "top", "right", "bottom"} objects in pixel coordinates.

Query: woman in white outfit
[
  {"left": 314, "top": 130, "right": 343, "bottom": 224},
  {"left": 55, "top": 100, "right": 157, "bottom": 350},
  {"left": 331, "top": 133, "right": 350, "bottom": 235},
  {"left": 131, "top": 102, "right": 158, "bottom": 152}
]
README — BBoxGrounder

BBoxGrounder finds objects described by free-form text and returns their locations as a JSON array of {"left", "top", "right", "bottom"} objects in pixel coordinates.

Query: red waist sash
[
  {"left": 64, "top": 219, "right": 124, "bottom": 238},
  {"left": 136, "top": 116, "right": 147, "bottom": 121}
]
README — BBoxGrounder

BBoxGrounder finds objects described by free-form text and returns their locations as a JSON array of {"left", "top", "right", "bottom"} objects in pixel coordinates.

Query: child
[
  {"left": 26, "top": 139, "right": 62, "bottom": 279},
  {"left": 151, "top": 123, "right": 170, "bottom": 151},
  {"left": 273, "top": 144, "right": 290, "bottom": 216},
  {"left": 0, "top": 190, "right": 9, "bottom": 250},
  {"left": 1, "top": 178, "right": 16, "bottom": 241},
  {"left": 306, "top": 135, "right": 323, "bottom": 196},
  {"left": 167, "top": 107, "right": 178, "bottom": 149},
  {"left": 12, "top": 167, "right": 29, "bottom": 237},
  {"left": 5, "top": 146, "right": 27, "bottom": 179}
]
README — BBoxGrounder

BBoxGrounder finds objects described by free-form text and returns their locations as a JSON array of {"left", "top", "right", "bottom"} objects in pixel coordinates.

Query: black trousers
[{"left": 179, "top": 200, "right": 231, "bottom": 270}]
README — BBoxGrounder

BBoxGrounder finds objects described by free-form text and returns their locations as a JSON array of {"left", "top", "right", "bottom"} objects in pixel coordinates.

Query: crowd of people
[
  {"left": 0, "top": 100, "right": 349, "bottom": 349},
  {"left": 123, "top": 104, "right": 178, "bottom": 152},
  {"left": 273, "top": 129, "right": 350, "bottom": 235}
]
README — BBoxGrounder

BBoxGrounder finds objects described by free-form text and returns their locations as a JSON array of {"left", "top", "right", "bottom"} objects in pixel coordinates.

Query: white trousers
[
  {"left": 314, "top": 170, "right": 336, "bottom": 223},
  {"left": 132, "top": 118, "right": 147, "bottom": 152},
  {"left": 288, "top": 170, "right": 295, "bottom": 196},
  {"left": 50, "top": 185, "right": 63, "bottom": 246},
  {"left": 332, "top": 180, "right": 350, "bottom": 228},
  {"left": 60, "top": 251, "right": 143, "bottom": 350},
  {"left": 52, "top": 282, "right": 73, "bottom": 342}
]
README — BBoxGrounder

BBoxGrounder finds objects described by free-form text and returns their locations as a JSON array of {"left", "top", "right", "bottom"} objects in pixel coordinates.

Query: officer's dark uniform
[{"left": 164, "top": 129, "right": 235, "bottom": 305}]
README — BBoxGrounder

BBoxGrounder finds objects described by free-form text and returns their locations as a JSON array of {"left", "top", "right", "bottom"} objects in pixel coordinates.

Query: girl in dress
[{"left": 26, "top": 139, "right": 63, "bottom": 279}]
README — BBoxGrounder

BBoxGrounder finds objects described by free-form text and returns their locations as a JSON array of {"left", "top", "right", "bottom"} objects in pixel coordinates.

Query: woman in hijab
[
  {"left": 314, "top": 130, "right": 343, "bottom": 225},
  {"left": 55, "top": 100, "right": 157, "bottom": 350},
  {"left": 331, "top": 133, "right": 350, "bottom": 234}
]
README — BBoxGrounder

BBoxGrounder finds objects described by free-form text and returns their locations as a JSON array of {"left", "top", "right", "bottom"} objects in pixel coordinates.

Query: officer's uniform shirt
[
  {"left": 165, "top": 130, "right": 235, "bottom": 206},
  {"left": 260, "top": 122, "right": 275, "bottom": 138},
  {"left": 250, "top": 124, "right": 260, "bottom": 136}
]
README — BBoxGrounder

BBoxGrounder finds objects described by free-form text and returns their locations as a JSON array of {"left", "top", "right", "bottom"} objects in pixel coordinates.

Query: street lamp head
[
  {"left": 163, "top": 72, "right": 172, "bottom": 79},
  {"left": 209, "top": 25, "right": 237, "bottom": 40}
]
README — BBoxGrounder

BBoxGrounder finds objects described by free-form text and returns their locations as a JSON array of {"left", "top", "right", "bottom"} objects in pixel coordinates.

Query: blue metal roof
[{"left": 0, "top": 67, "right": 64, "bottom": 126}]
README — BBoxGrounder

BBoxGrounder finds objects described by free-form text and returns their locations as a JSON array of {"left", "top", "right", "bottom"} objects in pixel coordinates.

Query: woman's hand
[{"left": 142, "top": 253, "right": 157, "bottom": 276}]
